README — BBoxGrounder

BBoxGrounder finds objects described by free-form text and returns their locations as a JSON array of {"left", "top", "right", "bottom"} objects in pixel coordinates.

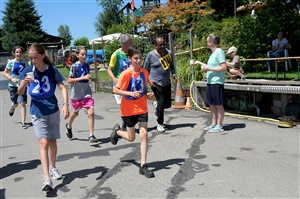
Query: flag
[{"left": 131, "top": 0, "right": 135, "bottom": 10}]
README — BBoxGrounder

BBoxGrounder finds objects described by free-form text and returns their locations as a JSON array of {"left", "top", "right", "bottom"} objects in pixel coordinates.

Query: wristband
[{"left": 63, "top": 102, "right": 69, "bottom": 105}]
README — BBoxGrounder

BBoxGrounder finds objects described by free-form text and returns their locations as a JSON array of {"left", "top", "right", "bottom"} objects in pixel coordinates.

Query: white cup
[
  {"left": 190, "top": 59, "right": 194, "bottom": 66},
  {"left": 26, "top": 72, "right": 34, "bottom": 80}
]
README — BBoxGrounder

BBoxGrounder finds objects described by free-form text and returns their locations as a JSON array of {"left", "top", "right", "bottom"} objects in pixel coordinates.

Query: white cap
[{"left": 226, "top": 46, "right": 238, "bottom": 54}]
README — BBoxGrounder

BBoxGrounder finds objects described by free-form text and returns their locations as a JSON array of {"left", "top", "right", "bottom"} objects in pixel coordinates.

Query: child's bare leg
[
  {"left": 138, "top": 122, "right": 148, "bottom": 166},
  {"left": 117, "top": 126, "right": 136, "bottom": 142},
  {"left": 68, "top": 111, "right": 79, "bottom": 128},
  {"left": 20, "top": 102, "right": 26, "bottom": 124},
  {"left": 230, "top": 69, "right": 244, "bottom": 78},
  {"left": 86, "top": 107, "right": 94, "bottom": 135}
]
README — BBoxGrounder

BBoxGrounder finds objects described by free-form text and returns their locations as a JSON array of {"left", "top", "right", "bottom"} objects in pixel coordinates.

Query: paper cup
[
  {"left": 189, "top": 59, "right": 194, "bottom": 66},
  {"left": 26, "top": 72, "right": 34, "bottom": 80}
]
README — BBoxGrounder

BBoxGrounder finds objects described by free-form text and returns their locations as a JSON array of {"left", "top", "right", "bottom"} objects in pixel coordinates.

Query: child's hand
[
  {"left": 147, "top": 92, "right": 155, "bottom": 98},
  {"left": 11, "top": 78, "right": 19, "bottom": 84},
  {"left": 131, "top": 91, "right": 142, "bottom": 98},
  {"left": 91, "top": 78, "right": 98, "bottom": 82},
  {"left": 23, "top": 77, "right": 33, "bottom": 84},
  {"left": 84, "top": 74, "right": 92, "bottom": 80},
  {"left": 61, "top": 106, "right": 70, "bottom": 120}
]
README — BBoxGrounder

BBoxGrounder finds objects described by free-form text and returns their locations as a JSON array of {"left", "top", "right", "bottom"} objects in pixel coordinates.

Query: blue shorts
[
  {"left": 122, "top": 113, "right": 148, "bottom": 128},
  {"left": 206, "top": 84, "right": 225, "bottom": 106},
  {"left": 8, "top": 86, "right": 27, "bottom": 104},
  {"left": 31, "top": 111, "right": 60, "bottom": 140}
]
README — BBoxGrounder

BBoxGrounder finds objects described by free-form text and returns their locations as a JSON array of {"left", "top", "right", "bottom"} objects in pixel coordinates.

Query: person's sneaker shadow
[
  {"left": 46, "top": 166, "right": 108, "bottom": 197},
  {"left": 121, "top": 158, "right": 185, "bottom": 173},
  {"left": 222, "top": 123, "right": 246, "bottom": 131}
]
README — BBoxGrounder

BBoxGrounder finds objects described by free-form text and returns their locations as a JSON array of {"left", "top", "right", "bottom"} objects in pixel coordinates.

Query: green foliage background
[{"left": 1, "top": 0, "right": 45, "bottom": 53}]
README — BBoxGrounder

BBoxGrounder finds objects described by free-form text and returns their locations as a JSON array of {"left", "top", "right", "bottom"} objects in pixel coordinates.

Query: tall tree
[
  {"left": 1, "top": 0, "right": 45, "bottom": 53},
  {"left": 73, "top": 37, "right": 90, "bottom": 49},
  {"left": 106, "top": 15, "right": 135, "bottom": 35},
  {"left": 57, "top": 25, "right": 72, "bottom": 46},
  {"left": 94, "top": 0, "right": 124, "bottom": 36}
]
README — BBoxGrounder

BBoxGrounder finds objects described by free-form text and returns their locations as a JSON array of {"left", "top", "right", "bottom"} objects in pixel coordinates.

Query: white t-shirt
[{"left": 272, "top": 38, "right": 288, "bottom": 53}]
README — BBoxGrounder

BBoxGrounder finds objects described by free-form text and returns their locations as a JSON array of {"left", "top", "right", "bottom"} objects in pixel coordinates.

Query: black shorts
[
  {"left": 122, "top": 113, "right": 148, "bottom": 128},
  {"left": 206, "top": 84, "right": 225, "bottom": 106}
]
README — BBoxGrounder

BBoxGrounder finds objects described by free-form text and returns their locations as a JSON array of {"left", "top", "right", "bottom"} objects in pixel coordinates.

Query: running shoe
[
  {"left": 88, "top": 135, "right": 98, "bottom": 143},
  {"left": 139, "top": 164, "right": 155, "bottom": 178},
  {"left": 41, "top": 178, "right": 53, "bottom": 192},
  {"left": 21, "top": 122, "right": 28, "bottom": 129},
  {"left": 65, "top": 123, "right": 73, "bottom": 139},
  {"left": 157, "top": 124, "right": 165, "bottom": 132},
  {"left": 9, "top": 107, "right": 15, "bottom": 116},
  {"left": 110, "top": 124, "right": 120, "bottom": 145},
  {"left": 49, "top": 167, "right": 63, "bottom": 180}
]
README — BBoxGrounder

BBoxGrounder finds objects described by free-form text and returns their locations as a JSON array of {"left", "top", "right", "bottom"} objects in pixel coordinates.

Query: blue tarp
[{"left": 86, "top": 49, "right": 106, "bottom": 64}]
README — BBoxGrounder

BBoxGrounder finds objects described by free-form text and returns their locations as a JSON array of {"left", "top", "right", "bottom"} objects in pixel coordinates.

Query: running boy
[
  {"left": 65, "top": 47, "right": 98, "bottom": 142},
  {"left": 110, "top": 45, "right": 155, "bottom": 178}
]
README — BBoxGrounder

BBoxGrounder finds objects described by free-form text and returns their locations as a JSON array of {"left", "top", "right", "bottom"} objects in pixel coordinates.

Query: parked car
[{"left": 0, "top": 62, "right": 6, "bottom": 71}]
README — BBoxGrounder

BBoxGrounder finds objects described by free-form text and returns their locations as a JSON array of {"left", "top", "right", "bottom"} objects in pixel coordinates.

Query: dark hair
[
  {"left": 128, "top": 45, "right": 142, "bottom": 57},
  {"left": 208, "top": 34, "right": 220, "bottom": 45},
  {"left": 70, "top": 52, "right": 78, "bottom": 63},
  {"left": 28, "top": 43, "right": 54, "bottom": 65},
  {"left": 12, "top": 46, "right": 24, "bottom": 54}
]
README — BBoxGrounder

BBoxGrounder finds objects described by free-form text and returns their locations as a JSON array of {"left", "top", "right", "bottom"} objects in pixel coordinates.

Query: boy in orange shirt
[{"left": 110, "top": 45, "right": 155, "bottom": 178}]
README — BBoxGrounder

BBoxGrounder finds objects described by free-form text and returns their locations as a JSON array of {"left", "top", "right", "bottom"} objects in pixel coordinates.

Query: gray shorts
[{"left": 31, "top": 111, "right": 61, "bottom": 140}]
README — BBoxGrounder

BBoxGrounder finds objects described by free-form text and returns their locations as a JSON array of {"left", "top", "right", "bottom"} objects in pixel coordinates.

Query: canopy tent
[
  {"left": 89, "top": 33, "right": 147, "bottom": 45},
  {"left": 89, "top": 33, "right": 122, "bottom": 45}
]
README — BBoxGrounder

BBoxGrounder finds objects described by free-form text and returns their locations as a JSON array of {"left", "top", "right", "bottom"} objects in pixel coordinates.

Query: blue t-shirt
[
  {"left": 206, "top": 48, "right": 226, "bottom": 84},
  {"left": 69, "top": 61, "right": 92, "bottom": 100},
  {"left": 20, "top": 65, "right": 65, "bottom": 116},
  {"left": 6, "top": 59, "right": 27, "bottom": 87}
]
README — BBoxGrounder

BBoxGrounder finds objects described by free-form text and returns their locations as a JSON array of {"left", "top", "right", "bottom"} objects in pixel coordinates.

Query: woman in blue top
[
  {"left": 3, "top": 46, "right": 28, "bottom": 129},
  {"left": 18, "top": 43, "right": 70, "bottom": 192},
  {"left": 193, "top": 34, "right": 227, "bottom": 133}
]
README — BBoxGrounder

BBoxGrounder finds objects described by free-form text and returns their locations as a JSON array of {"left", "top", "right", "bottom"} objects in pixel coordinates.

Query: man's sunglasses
[{"left": 156, "top": 43, "right": 165, "bottom": 47}]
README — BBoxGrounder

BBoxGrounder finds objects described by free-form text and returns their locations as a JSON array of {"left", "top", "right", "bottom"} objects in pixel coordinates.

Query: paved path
[{"left": 0, "top": 73, "right": 299, "bottom": 198}]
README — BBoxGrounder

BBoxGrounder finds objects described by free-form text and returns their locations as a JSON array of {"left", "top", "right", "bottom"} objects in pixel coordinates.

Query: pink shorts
[{"left": 71, "top": 96, "right": 94, "bottom": 112}]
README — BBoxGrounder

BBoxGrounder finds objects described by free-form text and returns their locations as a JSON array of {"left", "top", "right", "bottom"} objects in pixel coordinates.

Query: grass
[{"left": 241, "top": 69, "right": 299, "bottom": 81}]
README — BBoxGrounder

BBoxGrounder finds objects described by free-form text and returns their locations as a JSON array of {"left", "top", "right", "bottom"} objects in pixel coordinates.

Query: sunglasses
[{"left": 156, "top": 43, "right": 165, "bottom": 47}]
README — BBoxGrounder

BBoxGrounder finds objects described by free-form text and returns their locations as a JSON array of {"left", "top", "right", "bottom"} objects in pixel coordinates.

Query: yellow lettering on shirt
[{"left": 159, "top": 53, "right": 172, "bottom": 70}]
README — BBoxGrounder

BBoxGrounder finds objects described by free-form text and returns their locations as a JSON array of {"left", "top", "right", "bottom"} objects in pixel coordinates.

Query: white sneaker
[
  {"left": 157, "top": 124, "right": 165, "bottom": 132},
  {"left": 41, "top": 178, "right": 53, "bottom": 192},
  {"left": 49, "top": 167, "right": 62, "bottom": 180}
]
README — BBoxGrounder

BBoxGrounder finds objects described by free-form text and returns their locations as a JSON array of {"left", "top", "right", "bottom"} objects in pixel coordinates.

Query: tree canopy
[
  {"left": 1, "top": 0, "right": 45, "bottom": 53},
  {"left": 136, "top": 0, "right": 215, "bottom": 34},
  {"left": 57, "top": 25, "right": 72, "bottom": 47},
  {"left": 95, "top": 0, "right": 124, "bottom": 36}
]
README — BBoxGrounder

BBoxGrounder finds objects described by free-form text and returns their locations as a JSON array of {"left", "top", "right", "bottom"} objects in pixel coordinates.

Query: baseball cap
[{"left": 226, "top": 46, "right": 238, "bottom": 54}]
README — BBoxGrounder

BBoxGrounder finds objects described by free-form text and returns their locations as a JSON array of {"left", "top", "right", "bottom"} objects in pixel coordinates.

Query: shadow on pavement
[
  {"left": 121, "top": 158, "right": 185, "bottom": 173},
  {"left": 0, "top": 159, "right": 40, "bottom": 180},
  {"left": 46, "top": 166, "right": 108, "bottom": 197}
]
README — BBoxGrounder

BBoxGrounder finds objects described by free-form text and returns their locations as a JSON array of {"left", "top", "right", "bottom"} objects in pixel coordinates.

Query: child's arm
[
  {"left": 113, "top": 86, "right": 143, "bottom": 99},
  {"left": 58, "top": 82, "right": 70, "bottom": 120},
  {"left": 68, "top": 74, "right": 92, "bottom": 83}
]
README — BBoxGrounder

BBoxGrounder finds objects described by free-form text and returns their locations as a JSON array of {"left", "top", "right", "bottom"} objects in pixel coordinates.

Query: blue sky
[{"left": 0, "top": 0, "right": 166, "bottom": 44}]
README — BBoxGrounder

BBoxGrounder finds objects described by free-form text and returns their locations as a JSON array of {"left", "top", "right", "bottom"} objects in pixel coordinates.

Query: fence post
[{"left": 92, "top": 42, "right": 98, "bottom": 92}]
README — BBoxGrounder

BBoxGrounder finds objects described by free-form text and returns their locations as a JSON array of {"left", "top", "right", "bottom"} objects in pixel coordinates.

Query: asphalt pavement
[{"left": 0, "top": 73, "right": 299, "bottom": 199}]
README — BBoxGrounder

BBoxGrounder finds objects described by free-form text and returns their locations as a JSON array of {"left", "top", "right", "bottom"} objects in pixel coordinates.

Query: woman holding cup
[
  {"left": 191, "top": 34, "right": 227, "bottom": 133},
  {"left": 3, "top": 46, "right": 29, "bottom": 129}
]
